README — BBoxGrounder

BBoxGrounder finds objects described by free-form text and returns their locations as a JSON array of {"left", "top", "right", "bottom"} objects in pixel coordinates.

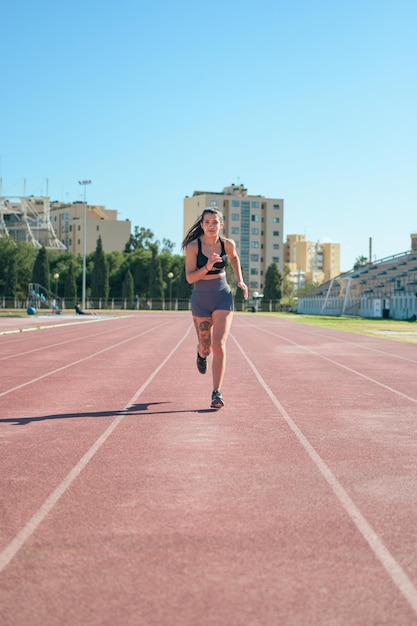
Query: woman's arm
[
  {"left": 185, "top": 241, "right": 223, "bottom": 284},
  {"left": 225, "top": 239, "right": 248, "bottom": 299}
]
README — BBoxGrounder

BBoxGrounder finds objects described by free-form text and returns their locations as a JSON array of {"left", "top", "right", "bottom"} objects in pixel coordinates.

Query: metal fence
[{"left": 1, "top": 297, "right": 283, "bottom": 313}]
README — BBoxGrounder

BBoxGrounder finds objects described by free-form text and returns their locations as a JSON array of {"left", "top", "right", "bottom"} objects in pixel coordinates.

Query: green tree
[
  {"left": 124, "top": 226, "right": 155, "bottom": 252},
  {"left": 32, "top": 247, "right": 50, "bottom": 290},
  {"left": 91, "top": 236, "right": 109, "bottom": 302},
  {"left": 264, "top": 263, "right": 282, "bottom": 301},
  {"left": 354, "top": 255, "right": 368, "bottom": 270},
  {"left": 5, "top": 251, "right": 18, "bottom": 298},
  {"left": 125, "top": 248, "right": 152, "bottom": 299},
  {"left": 15, "top": 242, "right": 38, "bottom": 299},
  {"left": 297, "top": 281, "right": 321, "bottom": 296},
  {"left": 64, "top": 260, "right": 78, "bottom": 303},
  {"left": 177, "top": 261, "right": 193, "bottom": 300},
  {"left": 161, "top": 238, "right": 175, "bottom": 254},
  {"left": 0, "top": 235, "right": 16, "bottom": 296},
  {"left": 107, "top": 250, "right": 126, "bottom": 299},
  {"left": 122, "top": 269, "right": 134, "bottom": 307},
  {"left": 282, "top": 264, "right": 294, "bottom": 298},
  {"left": 148, "top": 244, "right": 164, "bottom": 300}
]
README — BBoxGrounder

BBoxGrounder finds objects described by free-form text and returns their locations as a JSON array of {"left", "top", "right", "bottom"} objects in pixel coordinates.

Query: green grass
[
  {"left": 268, "top": 312, "right": 417, "bottom": 344},
  {"left": 0, "top": 312, "right": 28, "bottom": 318}
]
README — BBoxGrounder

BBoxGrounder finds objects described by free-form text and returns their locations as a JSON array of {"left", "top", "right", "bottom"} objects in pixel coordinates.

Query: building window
[
  {"left": 251, "top": 254, "right": 259, "bottom": 262},
  {"left": 250, "top": 281, "right": 259, "bottom": 289},
  {"left": 273, "top": 204, "right": 280, "bottom": 209},
  {"left": 273, "top": 244, "right": 279, "bottom": 249},
  {"left": 77, "top": 239, "right": 81, "bottom": 245},
  {"left": 232, "top": 200, "right": 240, "bottom": 207},
  {"left": 231, "top": 227, "right": 239, "bottom": 234},
  {"left": 273, "top": 217, "right": 280, "bottom": 223},
  {"left": 240, "top": 200, "right": 250, "bottom": 278},
  {"left": 251, "top": 228, "right": 259, "bottom": 235},
  {"left": 251, "top": 241, "right": 259, "bottom": 248},
  {"left": 273, "top": 231, "right": 279, "bottom": 236},
  {"left": 251, "top": 201, "right": 259, "bottom": 208},
  {"left": 231, "top": 213, "right": 240, "bottom": 221},
  {"left": 251, "top": 268, "right": 259, "bottom": 275},
  {"left": 210, "top": 201, "right": 217, "bottom": 206},
  {"left": 251, "top": 215, "right": 260, "bottom": 222},
  {"left": 96, "top": 225, "right": 100, "bottom": 231},
  {"left": 273, "top": 257, "right": 279, "bottom": 263}
]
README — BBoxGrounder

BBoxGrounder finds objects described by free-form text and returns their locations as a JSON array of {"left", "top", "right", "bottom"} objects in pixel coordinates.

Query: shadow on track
[{"left": 0, "top": 402, "right": 218, "bottom": 426}]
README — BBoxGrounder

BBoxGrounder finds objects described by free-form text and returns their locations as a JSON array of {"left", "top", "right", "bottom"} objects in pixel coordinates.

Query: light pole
[
  {"left": 167, "top": 272, "right": 174, "bottom": 310},
  {"left": 78, "top": 180, "right": 91, "bottom": 310},
  {"left": 53, "top": 273, "right": 59, "bottom": 297},
  {"left": 53, "top": 272, "right": 59, "bottom": 313}
]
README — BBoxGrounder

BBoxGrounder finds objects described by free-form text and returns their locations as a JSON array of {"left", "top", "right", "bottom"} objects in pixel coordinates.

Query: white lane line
[
  {"left": 0, "top": 321, "right": 132, "bottom": 362},
  {"left": 239, "top": 318, "right": 417, "bottom": 363},
  {"left": 0, "top": 321, "right": 170, "bottom": 398},
  {"left": 0, "top": 315, "right": 118, "bottom": 336},
  {"left": 243, "top": 323, "right": 417, "bottom": 404},
  {"left": 231, "top": 332, "right": 417, "bottom": 617},
  {"left": 0, "top": 324, "right": 192, "bottom": 573}
]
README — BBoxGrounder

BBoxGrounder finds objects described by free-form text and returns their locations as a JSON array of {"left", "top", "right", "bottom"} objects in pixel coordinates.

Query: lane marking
[
  {"left": 231, "top": 332, "right": 417, "bottom": 617},
  {"left": 239, "top": 317, "right": 417, "bottom": 363},
  {"left": 0, "top": 319, "right": 135, "bottom": 362},
  {"left": 0, "top": 321, "right": 170, "bottom": 398},
  {"left": 241, "top": 322, "right": 417, "bottom": 404},
  {"left": 0, "top": 324, "right": 192, "bottom": 573},
  {"left": 0, "top": 315, "right": 120, "bottom": 336}
]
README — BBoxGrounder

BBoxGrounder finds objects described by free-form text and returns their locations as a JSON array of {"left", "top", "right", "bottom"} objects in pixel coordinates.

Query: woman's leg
[
  {"left": 193, "top": 316, "right": 213, "bottom": 358},
  {"left": 211, "top": 310, "right": 233, "bottom": 391}
]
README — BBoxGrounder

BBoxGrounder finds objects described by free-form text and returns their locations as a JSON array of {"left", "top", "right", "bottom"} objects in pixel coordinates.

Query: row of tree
[{"left": 0, "top": 226, "right": 295, "bottom": 308}]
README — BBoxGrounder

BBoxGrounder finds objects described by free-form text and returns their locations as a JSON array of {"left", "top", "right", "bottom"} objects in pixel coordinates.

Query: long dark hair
[{"left": 182, "top": 208, "right": 224, "bottom": 249}]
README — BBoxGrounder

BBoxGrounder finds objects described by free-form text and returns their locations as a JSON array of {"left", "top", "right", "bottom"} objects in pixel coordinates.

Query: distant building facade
[
  {"left": 184, "top": 184, "right": 284, "bottom": 294},
  {"left": 50, "top": 201, "right": 131, "bottom": 255},
  {"left": 284, "top": 234, "right": 340, "bottom": 290},
  {"left": 0, "top": 196, "right": 131, "bottom": 254},
  {"left": 0, "top": 196, "right": 66, "bottom": 250}
]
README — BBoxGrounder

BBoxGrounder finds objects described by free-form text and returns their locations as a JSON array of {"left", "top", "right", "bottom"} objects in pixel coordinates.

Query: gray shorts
[{"left": 191, "top": 274, "right": 234, "bottom": 317}]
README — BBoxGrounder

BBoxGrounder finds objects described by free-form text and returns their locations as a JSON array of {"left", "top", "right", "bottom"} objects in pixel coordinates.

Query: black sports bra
[{"left": 197, "top": 238, "right": 227, "bottom": 275}]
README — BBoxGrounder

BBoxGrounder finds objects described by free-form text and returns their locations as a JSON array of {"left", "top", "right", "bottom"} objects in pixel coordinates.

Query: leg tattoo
[{"left": 193, "top": 317, "right": 212, "bottom": 358}]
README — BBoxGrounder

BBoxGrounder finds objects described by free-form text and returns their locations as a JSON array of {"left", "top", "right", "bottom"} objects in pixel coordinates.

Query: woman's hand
[
  {"left": 206, "top": 252, "right": 222, "bottom": 271},
  {"left": 237, "top": 281, "right": 248, "bottom": 300}
]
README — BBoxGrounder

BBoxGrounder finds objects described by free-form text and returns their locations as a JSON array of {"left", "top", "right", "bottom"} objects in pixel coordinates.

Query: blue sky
[{"left": 1, "top": 0, "right": 416, "bottom": 271}]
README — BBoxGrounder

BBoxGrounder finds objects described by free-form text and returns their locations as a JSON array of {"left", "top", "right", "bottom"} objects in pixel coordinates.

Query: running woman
[{"left": 182, "top": 208, "right": 248, "bottom": 409}]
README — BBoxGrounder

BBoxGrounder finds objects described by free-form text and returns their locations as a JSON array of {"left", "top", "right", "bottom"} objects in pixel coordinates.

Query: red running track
[{"left": 1, "top": 311, "right": 417, "bottom": 625}]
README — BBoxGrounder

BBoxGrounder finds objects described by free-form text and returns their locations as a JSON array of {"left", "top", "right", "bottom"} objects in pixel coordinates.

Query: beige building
[
  {"left": 284, "top": 234, "right": 340, "bottom": 289},
  {"left": 0, "top": 196, "right": 131, "bottom": 254},
  {"left": 50, "top": 201, "right": 131, "bottom": 255},
  {"left": 184, "top": 184, "right": 284, "bottom": 293}
]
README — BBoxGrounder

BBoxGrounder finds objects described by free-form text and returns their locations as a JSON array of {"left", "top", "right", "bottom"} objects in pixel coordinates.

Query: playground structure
[
  {"left": 28, "top": 283, "right": 62, "bottom": 314},
  {"left": 0, "top": 196, "right": 66, "bottom": 250}
]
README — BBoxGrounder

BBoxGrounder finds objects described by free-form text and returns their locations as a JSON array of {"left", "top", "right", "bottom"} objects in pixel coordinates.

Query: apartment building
[
  {"left": 284, "top": 234, "right": 340, "bottom": 289},
  {"left": 184, "top": 184, "right": 284, "bottom": 293},
  {"left": 50, "top": 201, "right": 131, "bottom": 255},
  {"left": 0, "top": 196, "right": 131, "bottom": 254}
]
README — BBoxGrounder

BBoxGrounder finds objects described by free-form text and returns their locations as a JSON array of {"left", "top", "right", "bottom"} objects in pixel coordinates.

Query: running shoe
[
  {"left": 211, "top": 389, "right": 224, "bottom": 409},
  {"left": 197, "top": 352, "right": 207, "bottom": 374}
]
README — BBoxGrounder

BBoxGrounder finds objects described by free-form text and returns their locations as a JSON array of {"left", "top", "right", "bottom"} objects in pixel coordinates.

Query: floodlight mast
[{"left": 78, "top": 180, "right": 92, "bottom": 310}]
